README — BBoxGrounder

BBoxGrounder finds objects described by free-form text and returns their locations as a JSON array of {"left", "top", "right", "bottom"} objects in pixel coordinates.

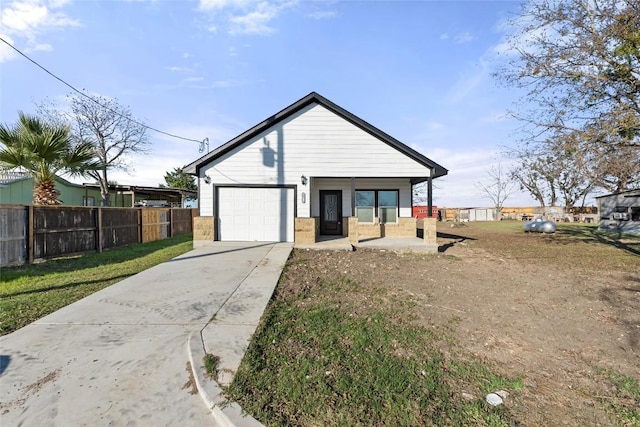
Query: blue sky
[{"left": 0, "top": 0, "right": 542, "bottom": 208}]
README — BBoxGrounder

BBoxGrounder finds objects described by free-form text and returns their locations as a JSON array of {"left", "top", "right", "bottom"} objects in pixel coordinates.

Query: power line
[{"left": 0, "top": 36, "right": 205, "bottom": 145}]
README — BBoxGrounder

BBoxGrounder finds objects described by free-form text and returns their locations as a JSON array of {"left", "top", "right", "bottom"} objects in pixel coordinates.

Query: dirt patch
[
  {"left": 182, "top": 362, "right": 198, "bottom": 395},
  {"left": 0, "top": 368, "right": 60, "bottom": 414},
  {"left": 281, "top": 224, "right": 639, "bottom": 426}
]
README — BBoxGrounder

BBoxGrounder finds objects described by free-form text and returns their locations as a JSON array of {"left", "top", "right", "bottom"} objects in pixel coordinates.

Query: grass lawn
[
  {"left": 452, "top": 220, "right": 639, "bottom": 272},
  {"left": 227, "top": 276, "right": 523, "bottom": 426},
  {"left": 225, "top": 221, "right": 640, "bottom": 426},
  {"left": 0, "top": 233, "right": 194, "bottom": 335}
]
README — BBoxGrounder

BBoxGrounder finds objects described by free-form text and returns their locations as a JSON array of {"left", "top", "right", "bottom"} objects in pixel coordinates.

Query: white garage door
[{"left": 218, "top": 187, "right": 294, "bottom": 242}]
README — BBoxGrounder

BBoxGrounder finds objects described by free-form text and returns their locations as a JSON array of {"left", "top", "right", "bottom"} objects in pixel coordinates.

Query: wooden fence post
[
  {"left": 27, "top": 205, "right": 34, "bottom": 264},
  {"left": 169, "top": 208, "right": 174, "bottom": 238},
  {"left": 138, "top": 208, "right": 142, "bottom": 243},
  {"left": 97, "top": 207, "right": 103, "bottom": 253}
]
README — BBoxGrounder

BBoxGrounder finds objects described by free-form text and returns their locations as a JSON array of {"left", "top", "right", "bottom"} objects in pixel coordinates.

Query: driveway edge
[{"left": 188, "top": 332, "right": 264, "bottom": 427}]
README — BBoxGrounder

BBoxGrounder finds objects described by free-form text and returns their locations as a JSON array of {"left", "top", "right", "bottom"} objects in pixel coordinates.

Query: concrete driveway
[{"left": 0, "top": 242, "right": 292, "bottom": 426}]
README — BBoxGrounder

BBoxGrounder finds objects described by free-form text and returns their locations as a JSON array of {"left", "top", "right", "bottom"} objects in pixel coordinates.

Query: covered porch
[
  {"left": 295, "top": 176, "right": 438, "bottom": 251},
  {"left": 294, "top": 227, "right": 438, "bottom": 252}
]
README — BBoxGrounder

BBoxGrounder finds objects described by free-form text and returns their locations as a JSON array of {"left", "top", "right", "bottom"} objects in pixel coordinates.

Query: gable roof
[{"left": 184, "top": 92, "right": 448, "bottom": 179}]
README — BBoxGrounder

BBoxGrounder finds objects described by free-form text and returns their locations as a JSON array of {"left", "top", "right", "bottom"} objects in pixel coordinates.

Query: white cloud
[
  {"left": 307, "top": 10, "right": 336, "bottom": 20},
  {"left": 25, "top": 42, "right": 52, "bottom": 52},
  {"left": 440, "top": 31, "right": 474, "bottom": 44},
  {"left": 186, "top": 78, "right": 247, "bottom": 89},
  {"left": 0, "top": 35, "right": 17, "bottom": 62},
  {"left": 167, "top": 66, "right": 187, "bottom": 72},
  {"left": 197, "top": 0, "right": 298, "bottom": 36},
  {"left": 0, "top": 0, "right": 79, "bottom": 62},
  {"left": 229, "top": 2, "right": 280, "bottom": 35},
  {"left": 426, "top": 120, "right": 445, "bottom": 131},
  {"left": 446, "top": 58, "right": 489, "bottom": 104},
  {"left": 198, "top": 0, "right": 251, "bottom": 12},
  {"left": 1, "top": 0, "right": 79, "bottom": 36},
  {"left": 453, "top": 31, "right": 474, "bottom": 44}
]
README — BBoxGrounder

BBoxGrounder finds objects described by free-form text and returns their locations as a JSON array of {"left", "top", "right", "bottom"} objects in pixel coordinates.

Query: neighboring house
[
  {"left": 0, "top": 171, "right": 102, "bottom": 206},
  {"left": 184, "top": 92, "right": 448, "bottom": 248},
  {"left": 596, "top": 189, "right": 640, "bottom": 235},
  {"left": 0, "top": 171, "right": 196, "bottom": 207},
  {"left": 82, "top": 183, "right": 197, "bottom": 208}
]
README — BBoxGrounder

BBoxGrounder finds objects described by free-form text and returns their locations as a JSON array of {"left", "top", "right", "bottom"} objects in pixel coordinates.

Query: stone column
[
  {"left": 193, "top": 216, "right": 215, "bottom": 248},
  {"left": 348, "top": 217, "right": 359, "bottom": 245},
  {"left": 295, "top": 218, "right": 317, "bottom": 244},
  {"left": 422, "top": 217, "right": 438, "bottom": 252}
]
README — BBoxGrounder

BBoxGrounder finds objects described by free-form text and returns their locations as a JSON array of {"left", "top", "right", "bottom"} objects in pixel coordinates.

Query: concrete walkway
[{"left": 0, "top": 242, "right": 292, "bottom": 427}]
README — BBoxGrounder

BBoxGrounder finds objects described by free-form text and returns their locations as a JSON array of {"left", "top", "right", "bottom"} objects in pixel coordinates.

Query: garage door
[{"left": 218, "top": 187, "right": 294, "bottom": 242}]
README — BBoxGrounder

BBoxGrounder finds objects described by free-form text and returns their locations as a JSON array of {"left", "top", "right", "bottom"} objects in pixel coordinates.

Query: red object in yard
[{"left": 413, "top": 206, "right": 438, "bottom": 218}]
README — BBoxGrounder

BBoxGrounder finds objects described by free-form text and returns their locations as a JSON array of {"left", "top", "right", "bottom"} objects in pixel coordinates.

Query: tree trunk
[
  {"left": 99, "top": 168, "right": 110, "bottom": 206},
  {"left": 33, "top": 179, "right": 62, "bottom": 205}
]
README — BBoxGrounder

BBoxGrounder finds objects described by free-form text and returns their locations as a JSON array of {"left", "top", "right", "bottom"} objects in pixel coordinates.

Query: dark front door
[{"left": 320, "top": 190, "right": 342, "bottom": 235}]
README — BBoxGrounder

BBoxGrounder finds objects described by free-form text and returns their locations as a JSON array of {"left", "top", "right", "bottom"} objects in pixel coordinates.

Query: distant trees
[
  {"left": 0, "top": 113, "right": 97, "bottom": 205},
  {"left": 161, "top": 166, "right": 196, "bottom": 191},
  {"left": 498, "top": 0, "right": 640, "bottom": 203},
  {"left": 38, "top": 93, "right": 150, "bottom": 206},
  {"left": 476, "top": 163, "right": 515, "bottom": 218}
]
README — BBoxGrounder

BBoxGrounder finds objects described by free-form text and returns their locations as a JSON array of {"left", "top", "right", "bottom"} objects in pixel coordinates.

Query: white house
[
  {"left": 596, "top": 189, "right": 640, "bottom": 235},
  {"left": 184, "top": 92, "right": 448, "bottom": 249}
]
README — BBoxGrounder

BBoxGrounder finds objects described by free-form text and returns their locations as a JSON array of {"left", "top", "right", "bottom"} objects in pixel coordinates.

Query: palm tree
[{"left": 0, "top": 112, "right": 99, "bottom": 205}]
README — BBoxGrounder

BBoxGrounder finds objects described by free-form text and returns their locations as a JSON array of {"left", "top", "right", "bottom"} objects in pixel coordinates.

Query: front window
[
  {"left": 355, "top": 190, "right": 398, "bottom": 223},
  {"left": 355, "top": 190, "right": 375, "bottom": 223},
  {"left": 378, "top": 191, "right": 398, "bottom": 223}
]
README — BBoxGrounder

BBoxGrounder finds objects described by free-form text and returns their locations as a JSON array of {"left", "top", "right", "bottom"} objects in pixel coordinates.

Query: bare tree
[
  {"left": 476, "top": 163, "right": 515, "bottom": 219},
  {"left": 509, "top": 138, "right": 597, "bottom": 208},
  {"left": 552, "top": 147, "right": 594, "bottom": 208},
  {"left": 590, "top": 145, "right": 640, "bottom": 193},
  {"left": 38, "top": 93, "right": 149, "bottom": 205},
  {"left": 510, "top": 152, "right": 555, "bottom": 207},
  {"left": 498, "top": 0, "right": 640, "bottom": 150},
  {"left": 497, "top": 0, "right": 640, "bottom": 195}
]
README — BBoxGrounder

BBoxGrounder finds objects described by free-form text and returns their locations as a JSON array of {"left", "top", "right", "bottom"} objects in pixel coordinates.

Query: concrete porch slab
[{"left": 295, "top": 236, "right": 437, "bottom": 252}]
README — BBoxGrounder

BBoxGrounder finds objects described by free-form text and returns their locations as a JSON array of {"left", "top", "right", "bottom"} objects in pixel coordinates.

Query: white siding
[
  {"left": 199, "top": 177, "right": 214, "bottom": 216},
  {"left": 200, "top": 103, "right": 435, "bottom": 219}
]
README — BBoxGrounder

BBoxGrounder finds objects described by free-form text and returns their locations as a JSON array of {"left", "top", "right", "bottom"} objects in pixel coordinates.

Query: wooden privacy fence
[{"left": 0, "top": 205, "right": 196, "bottom": 267}]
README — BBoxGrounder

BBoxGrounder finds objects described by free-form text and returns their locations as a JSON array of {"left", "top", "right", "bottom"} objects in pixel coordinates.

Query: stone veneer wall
[
  {"left": 193, "top": 216, "right": 215, "bottom": 248},
  {"left": 357, "top": 221, "right": 382, "bottom": 238},
  {"left": 382, "top": 217, "right": 417, "bottom": 237},
  {"left": 295, "top": 217, "right": 317, "bottom": 244}
]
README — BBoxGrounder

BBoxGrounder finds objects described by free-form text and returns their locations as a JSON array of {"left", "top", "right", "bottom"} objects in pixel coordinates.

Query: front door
[{"left": 320, "top": 190, "right": 342, "bottom": 235}]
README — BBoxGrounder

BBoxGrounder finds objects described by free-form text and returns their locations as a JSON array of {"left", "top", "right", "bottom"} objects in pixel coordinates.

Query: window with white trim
[{"left": 355, "top": 190, "right": 399, "bottom": 224}]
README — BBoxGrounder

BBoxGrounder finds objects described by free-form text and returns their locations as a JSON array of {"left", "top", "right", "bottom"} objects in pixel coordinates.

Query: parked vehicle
[{"left": 524, "top": 219, "right": 557, "bottom": 233}]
